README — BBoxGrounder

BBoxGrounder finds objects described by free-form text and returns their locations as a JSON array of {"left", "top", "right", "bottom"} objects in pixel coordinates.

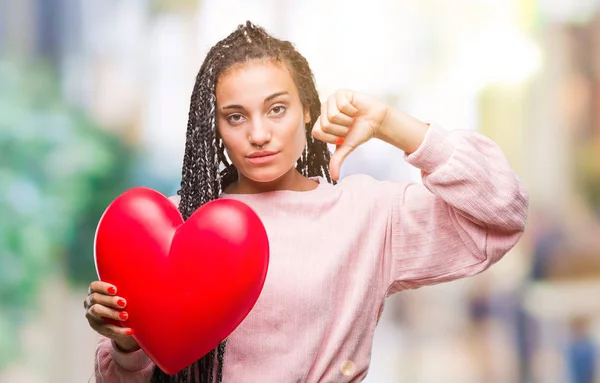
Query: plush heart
[{"left": 94, "top": 187, "right": 269, "bottom": 374}]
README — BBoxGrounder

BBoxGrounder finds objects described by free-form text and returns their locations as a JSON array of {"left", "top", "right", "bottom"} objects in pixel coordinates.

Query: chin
[{"left": 243, "top": 166, "right": 294, "bottom": 184}]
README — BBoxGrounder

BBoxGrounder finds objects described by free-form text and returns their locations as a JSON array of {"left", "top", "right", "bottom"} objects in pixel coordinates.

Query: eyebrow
[{"left": 221, "top": 91, "right": 290, "bottom": 111}]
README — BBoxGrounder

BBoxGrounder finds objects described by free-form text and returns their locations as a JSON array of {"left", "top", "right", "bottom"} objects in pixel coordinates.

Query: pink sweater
[{"left": 94, "top": 125, "right": 528, "bottom": 382}]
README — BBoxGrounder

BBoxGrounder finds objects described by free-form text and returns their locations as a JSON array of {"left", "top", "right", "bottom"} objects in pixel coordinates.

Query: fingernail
[
  {"left": 117, "top": 299, "right": 126, "bottom": 308},
  {"left": 336, "top": 137, "right": 344, "bottom": 145},
  {"left": 107, "top": 287, "right": 116, "bottom": 295},
  {"left": 119, "top": 311, "right": 129, "bottom": 320},
  {"left": 125, "top": 329, "right": 134, "bottom": 336}
]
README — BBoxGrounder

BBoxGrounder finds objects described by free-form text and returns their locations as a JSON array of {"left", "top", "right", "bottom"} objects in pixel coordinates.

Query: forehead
[{"left": 216, "top": 60, "right": 298, "bottom": 103}]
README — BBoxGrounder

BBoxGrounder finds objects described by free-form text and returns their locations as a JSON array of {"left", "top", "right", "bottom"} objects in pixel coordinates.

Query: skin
[
  {"left": 84, "top": 59, "right": 430, "bottom": 353},
  {"left": 84, "top": 281, "right": 139, "bottom": 351},
  {"left": 216, "top": 60, "right": 317, "bottom": 194}
]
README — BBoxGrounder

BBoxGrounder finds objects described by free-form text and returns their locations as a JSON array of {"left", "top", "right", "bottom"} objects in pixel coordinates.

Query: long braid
[{"left": 152, "top": 21, "right": 335, "bottom": 382}]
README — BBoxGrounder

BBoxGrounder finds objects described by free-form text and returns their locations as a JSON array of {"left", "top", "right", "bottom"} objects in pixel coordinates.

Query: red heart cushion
[{"left": 94, "top": 187, "right": 269, "bottom": 374}]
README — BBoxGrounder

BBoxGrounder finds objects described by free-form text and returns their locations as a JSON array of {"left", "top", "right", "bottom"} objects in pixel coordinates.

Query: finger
[
  {"left": 329, "top": 117, "right": 374, "bottom": 180},
  {"left": 320, "top": 121, "right": 349, "bottom": 138},
  {"left": 318, "top": 103, "right": 350, "bottom": 137},
  {"left": 329, "top": 143, "right": 357, "bottom": 181},
  {"left": 98, "top": 323, "right": 134, "bottom": 338},
  {"left": 84, "top": 294, "right": 92, "bottom": 310},
  {"left": 87, "top": 292, "right": 127, "bottom": 310},
  {"left": 87, "top": 303, "right": 129, "bottom": 322},
  {"left": 327, "top": 94, "right": 354, "bottom": 126},
  {"left": 311, "top": 117, "right": 344, "bottom": 145},
  {"left": 319, "top": 102, "right": 348, "bottom": 136},
  {"left": 336, "top": 90, "right": 359, "bottom": 118},
  {"left": 90, "top": 281, "right": 117, "bottom": 296},
  {"left": 312, "top": 128, "right": 343, "bottom": 145},
  {"left": 89, "top": 318, "right": 134, "bottom": 338}
]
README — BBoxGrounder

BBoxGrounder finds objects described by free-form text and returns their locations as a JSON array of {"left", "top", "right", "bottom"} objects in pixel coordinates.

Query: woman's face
[{"left": 216, "top": 60, "right": 310, "bottom": 185}]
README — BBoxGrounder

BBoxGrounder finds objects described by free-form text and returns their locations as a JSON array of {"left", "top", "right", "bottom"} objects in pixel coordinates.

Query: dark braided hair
[{"left": 151, "top": 21, "right": 334, "bottom": 383}]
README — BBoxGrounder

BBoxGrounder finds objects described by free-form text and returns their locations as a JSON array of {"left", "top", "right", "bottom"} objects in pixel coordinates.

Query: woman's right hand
[{"left": 84, "top": 281, "right": 140, "bottom": 352}]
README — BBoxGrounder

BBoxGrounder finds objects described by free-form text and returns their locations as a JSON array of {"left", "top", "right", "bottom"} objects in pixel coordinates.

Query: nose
[{"left": 248, "top": 117, "right": 271, "bottom": 147}]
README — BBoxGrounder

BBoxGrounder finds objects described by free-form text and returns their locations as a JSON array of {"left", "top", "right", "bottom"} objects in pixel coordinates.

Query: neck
[{"left": 225, "top": 168, "right": 317, "bottom": 195}]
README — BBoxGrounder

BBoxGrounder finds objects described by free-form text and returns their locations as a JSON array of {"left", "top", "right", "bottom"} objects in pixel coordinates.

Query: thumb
[{"left": 329, "top": 142, "right": 356, "bottom": 181}]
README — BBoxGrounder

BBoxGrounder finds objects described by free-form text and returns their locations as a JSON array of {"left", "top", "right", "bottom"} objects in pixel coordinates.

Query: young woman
[{"left": 84, "top": 21, "right": 529, "bottom": 383}]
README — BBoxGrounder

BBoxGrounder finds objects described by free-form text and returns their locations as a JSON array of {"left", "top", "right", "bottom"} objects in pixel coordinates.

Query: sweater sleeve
[
  {"left": 386, "top": 124, "right": 529, "bottom": 293},
  {"left": 94, "top": 336, "right": 155, "bottom": 383}
]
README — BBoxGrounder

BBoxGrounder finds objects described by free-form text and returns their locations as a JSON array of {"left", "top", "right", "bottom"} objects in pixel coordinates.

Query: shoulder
[
  {"left": 335, "top": 173, "right": 404, "bottom": 192},
  {"left": 335, "top": 173, "right": 380, "bottom": 190},
  {"left": 333, "top": 173, "right": 408, "bottom": 202}
]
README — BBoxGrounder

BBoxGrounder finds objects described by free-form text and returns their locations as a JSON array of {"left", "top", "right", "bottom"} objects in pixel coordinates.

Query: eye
[
  {"left": 226, "top": 114, "right": 245, "bottom": 125},
  {"left": 269, "top": 105, "right": 287, "bottom": 116}
]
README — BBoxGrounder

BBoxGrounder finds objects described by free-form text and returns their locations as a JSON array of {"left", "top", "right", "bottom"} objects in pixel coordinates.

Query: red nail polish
[
  {"left": 336, "top": 137, "right": 344, "bottom": 145},
  {"left": 119, "top": 312, "right": 128, "bottom": 320},
  {"left": 125, "top": 329, "right": 134, "bottom": 336},
  {"left": 117, "top": 299, "right": 126, "bottom": 307},
  {"left": 107, "top": 287, "right": 116, "bottom": 295}
]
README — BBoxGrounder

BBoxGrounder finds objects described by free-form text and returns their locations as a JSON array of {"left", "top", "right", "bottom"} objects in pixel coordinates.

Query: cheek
[
  {"left": 219, "top": 140, "right": 242, "bottom": 171},
  {"left": 224, "top": 142, "right": 244, "bottom": 166},
  {"left": 295, "top": 123, "right": 305, "bottom": 144},
  {"left": 224, "top": 146, "right": 233, "bottom": 162},
  {"left": 292, "top": 121, "right": 307, "bottom": 154},
  {"left": 219, "top": 128, "right": 244, "bottom": 159}
]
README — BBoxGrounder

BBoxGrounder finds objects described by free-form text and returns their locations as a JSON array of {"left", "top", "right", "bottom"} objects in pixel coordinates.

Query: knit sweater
[{"left": 94, "top": 124, "right": 529, "bottom": 383}]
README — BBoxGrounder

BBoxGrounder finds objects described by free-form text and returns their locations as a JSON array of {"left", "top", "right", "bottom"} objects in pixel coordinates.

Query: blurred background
[{"left": 1, "top": 0, "right": 600, "bottom": 382}]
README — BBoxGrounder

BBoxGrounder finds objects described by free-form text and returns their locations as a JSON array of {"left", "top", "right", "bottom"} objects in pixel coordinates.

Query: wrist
[
  {"left": 375, "top": 107, "right": 429, "bottom": 154},
  {"left": 114, "top": 338, "right": 141, "bottom": 353}
]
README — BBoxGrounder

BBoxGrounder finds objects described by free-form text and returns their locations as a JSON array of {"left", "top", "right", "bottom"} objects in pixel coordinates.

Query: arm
[
  {"left": 95, "top": 336, "right": 155, "bottom": 383},
  {"left": 384, "top": 121, "right": 528, "bottom": 291},
  {"left": 312, "top": 90, "right": 528, "bottom": 291}
]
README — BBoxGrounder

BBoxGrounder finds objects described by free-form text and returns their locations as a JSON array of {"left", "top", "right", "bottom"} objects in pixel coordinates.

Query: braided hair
[{"left": 150, "top": 21, "right": 334, "bottom": 383}]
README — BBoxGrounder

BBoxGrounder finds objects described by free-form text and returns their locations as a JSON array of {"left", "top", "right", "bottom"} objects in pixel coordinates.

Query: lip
[{"left": 246, "top": 150, "right": 279, "bottom": 164}]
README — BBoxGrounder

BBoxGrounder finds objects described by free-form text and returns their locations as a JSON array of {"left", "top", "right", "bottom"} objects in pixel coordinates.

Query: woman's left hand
[
  {"left": 312, "top": 89, "right": 430, "bottom": 180},
  {"left": 311, "top": 89, "right": 388, "bottom": 181}
]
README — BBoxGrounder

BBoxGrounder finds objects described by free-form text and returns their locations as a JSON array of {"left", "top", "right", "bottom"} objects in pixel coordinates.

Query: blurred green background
[{"left": 0, "top": 58, "right": 132, "bottom": 366}]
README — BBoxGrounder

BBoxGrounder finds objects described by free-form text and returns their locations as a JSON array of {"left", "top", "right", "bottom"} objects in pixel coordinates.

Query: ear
[{"left": 304, "top": 107, "right": 311, "bottom": 124}]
